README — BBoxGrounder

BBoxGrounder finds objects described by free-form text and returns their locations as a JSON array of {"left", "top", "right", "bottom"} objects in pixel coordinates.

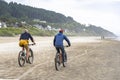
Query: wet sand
[{"left": 0, "top": 37, "right": 120, "bottom": 80}]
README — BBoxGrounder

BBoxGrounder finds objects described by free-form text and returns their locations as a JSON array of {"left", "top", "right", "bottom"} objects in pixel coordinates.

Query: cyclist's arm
[
  {"left": 64, "top": 35, "right": 71, "bottom": 46},
  {"left": 29, "top": 33, "right": 35, "bottom": 43},
  {"left": 53, "top": 36, "right": 56, "bottom": 46},
  {"left": 19, "top": 33, "right": 22, "bottom": 40}
]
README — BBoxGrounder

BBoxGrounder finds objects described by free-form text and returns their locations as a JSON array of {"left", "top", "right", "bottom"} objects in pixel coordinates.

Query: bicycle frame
[
  {"left": 54, "top": 45, "right": 69, "bottom": 71},
  {"left": 21, "top": 43, "right": 35, "bottom": 56},
  {"left": 18, "top": 44, "right": 34, "bottom": 67}
]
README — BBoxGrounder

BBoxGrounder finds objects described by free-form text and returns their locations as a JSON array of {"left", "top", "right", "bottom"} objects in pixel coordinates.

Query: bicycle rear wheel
[
  {"left": 28, "top": 48, "right": 34, "bottom": 64},
  {"left": 55, "top": 53, "right": 61, "bottom": 71},
  {"left": 18, "top": 51, "right": 25, "bottom": 67}
]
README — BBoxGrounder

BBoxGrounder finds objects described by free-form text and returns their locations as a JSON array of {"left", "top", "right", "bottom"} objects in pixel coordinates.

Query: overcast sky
[{"left": 5, "top": 0, "right": 120, "bottom": 35}]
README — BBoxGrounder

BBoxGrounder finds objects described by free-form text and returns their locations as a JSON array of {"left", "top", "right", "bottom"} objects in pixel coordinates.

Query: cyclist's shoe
[
  {"left": 26, "top": 60, "right": 29, "bottom": 63},
  {"left": 26, "top": 58, "right": 29, "bottom": 63}
]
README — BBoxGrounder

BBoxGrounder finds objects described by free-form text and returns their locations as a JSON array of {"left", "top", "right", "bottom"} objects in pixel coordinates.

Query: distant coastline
[{"left": 115, "top": 36, "right": 120, "bottom": 41}]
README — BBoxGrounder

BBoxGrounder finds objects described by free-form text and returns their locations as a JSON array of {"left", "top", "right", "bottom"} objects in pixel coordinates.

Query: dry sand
[{"left": 0, "top": 36, "right": 120, "bottom": 80}]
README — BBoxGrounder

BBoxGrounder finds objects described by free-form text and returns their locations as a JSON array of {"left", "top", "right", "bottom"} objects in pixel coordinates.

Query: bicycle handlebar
[
  {"left": 28, "top": 43, "right": 36, "bottom": 46},
  {"left": 64, "top": 45, "right": 70, "bottom": 47}
]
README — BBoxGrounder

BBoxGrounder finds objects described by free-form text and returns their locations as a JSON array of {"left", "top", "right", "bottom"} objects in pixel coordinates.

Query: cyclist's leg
[
  {"left": 56, "top": 47, "right": 60, "bottom": 53},
  {"left": 25, "top": 46, "right": 29, "bottom": 61},
  {"left": 60, "top": 47, "right": 65, "bottom": 62},
  {"left": 19, "top": 40, "right": 25, "bottom": 54},
  {"left": 22, "top": 46, "right": 24, "bottom": 51},
  {"left": 24, "top": 40, "right": 29, "bottom": 61}
]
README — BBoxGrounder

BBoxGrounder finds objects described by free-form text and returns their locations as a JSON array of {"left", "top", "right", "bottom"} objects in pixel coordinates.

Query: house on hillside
[
  {"left": 0, "top": 22, "right": 7, "bottom": 28},
  {"left": 33, "top": 24, "right": 52, "bottom": 30},
  {"left": 33, "top": 19, "right": 46, "bottom": 23},
  {"left": 33, "top": 24, "right": 44, "bottom": 29},
  {"left": 45, "top": 25, "right": 52, "bottom": 30},
  {"left": 0, "top": 22, "right": 1, "bottom": 28}
]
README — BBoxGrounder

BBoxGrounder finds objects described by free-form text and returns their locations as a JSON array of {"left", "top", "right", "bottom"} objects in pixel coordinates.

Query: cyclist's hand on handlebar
[
  {"left": 33, "top": 42, "right": 36, "bottom": 45},
  {"left": 67, "top": 44, "right": 71, "bottom": 47},
  {"left": 65, "top": 45, "right": 69, "bottom": 47}
]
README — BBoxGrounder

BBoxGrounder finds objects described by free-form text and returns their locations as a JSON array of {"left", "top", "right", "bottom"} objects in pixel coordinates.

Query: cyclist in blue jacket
[{"left": 53, "top": 29, "right": 71, "bottom": 62}]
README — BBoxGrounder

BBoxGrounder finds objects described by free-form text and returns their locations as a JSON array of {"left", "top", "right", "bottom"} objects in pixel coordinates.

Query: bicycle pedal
[{"left": 22, "top": 58, "right": 25, "bottom": 61}]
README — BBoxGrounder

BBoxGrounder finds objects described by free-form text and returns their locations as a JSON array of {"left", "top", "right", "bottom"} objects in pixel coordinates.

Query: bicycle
[
  {"left": 54, "top": 45, "right": 69, "bottom": 71},
  {"left": 18, "top": 44, "right": 35, "bottom": 67}
]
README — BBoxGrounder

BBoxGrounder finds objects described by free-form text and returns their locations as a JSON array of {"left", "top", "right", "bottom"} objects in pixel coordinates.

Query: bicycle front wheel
[
  {"left": 28, "top": 48, "right": 34, "bottom": 64},
  {"left": 18, "top": 51, "right": 25, "bottom": 67}
]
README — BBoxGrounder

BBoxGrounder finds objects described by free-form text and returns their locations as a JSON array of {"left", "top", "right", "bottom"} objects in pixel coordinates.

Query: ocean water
[
  {"left": 114, "top": 37, "right": 120, "bottom": 41},
  {"left": 104, "top": 36, "right": 120, "bottom": 41}
]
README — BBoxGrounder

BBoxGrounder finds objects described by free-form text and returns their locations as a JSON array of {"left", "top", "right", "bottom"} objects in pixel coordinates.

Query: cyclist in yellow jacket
[{"left": 19, "top": 29, "right": 35, "bottom": 61}]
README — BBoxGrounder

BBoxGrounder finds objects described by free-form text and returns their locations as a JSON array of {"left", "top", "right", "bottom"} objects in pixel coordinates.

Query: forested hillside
[
  {"left": 0, "top": 0, "right": 74, "bottom": 23},
  {"left": 0, "top": 0, "right": 116, "bottom": 37}
]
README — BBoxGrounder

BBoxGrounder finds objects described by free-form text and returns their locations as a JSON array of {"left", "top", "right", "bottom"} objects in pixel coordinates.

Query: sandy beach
[{"left": 0, "top": 36, "right": 120, "bottom": 80}]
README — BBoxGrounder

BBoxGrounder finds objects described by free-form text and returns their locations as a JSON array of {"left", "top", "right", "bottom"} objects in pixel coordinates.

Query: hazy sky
[{"left": 5, "top": 0, "right": 120, "bottom": 35}]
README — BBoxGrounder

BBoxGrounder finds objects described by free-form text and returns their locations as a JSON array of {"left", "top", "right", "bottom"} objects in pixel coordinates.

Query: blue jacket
[{"left": 53, "top": 32, "right": 71, "bottom": 47}]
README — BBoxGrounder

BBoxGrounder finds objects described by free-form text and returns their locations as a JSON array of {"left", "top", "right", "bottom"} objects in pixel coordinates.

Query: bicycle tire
[
  {"left": 63, "top": 53, "right": 67, "bottom": 67},
  {"left": 28, "top": 48, "right": 34, "bottom": 64},
  {"left": 55, "top": 53, "right": 61, "bottom": 71},
  {"left": 62, "top": 53, "right": 66, "bottom": 67},
  {"left": 64, "top": 52, "right": 67, "bottom": 62},
  {"left": 18, "top": 51, "right": 25, "bottom": 67}
]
